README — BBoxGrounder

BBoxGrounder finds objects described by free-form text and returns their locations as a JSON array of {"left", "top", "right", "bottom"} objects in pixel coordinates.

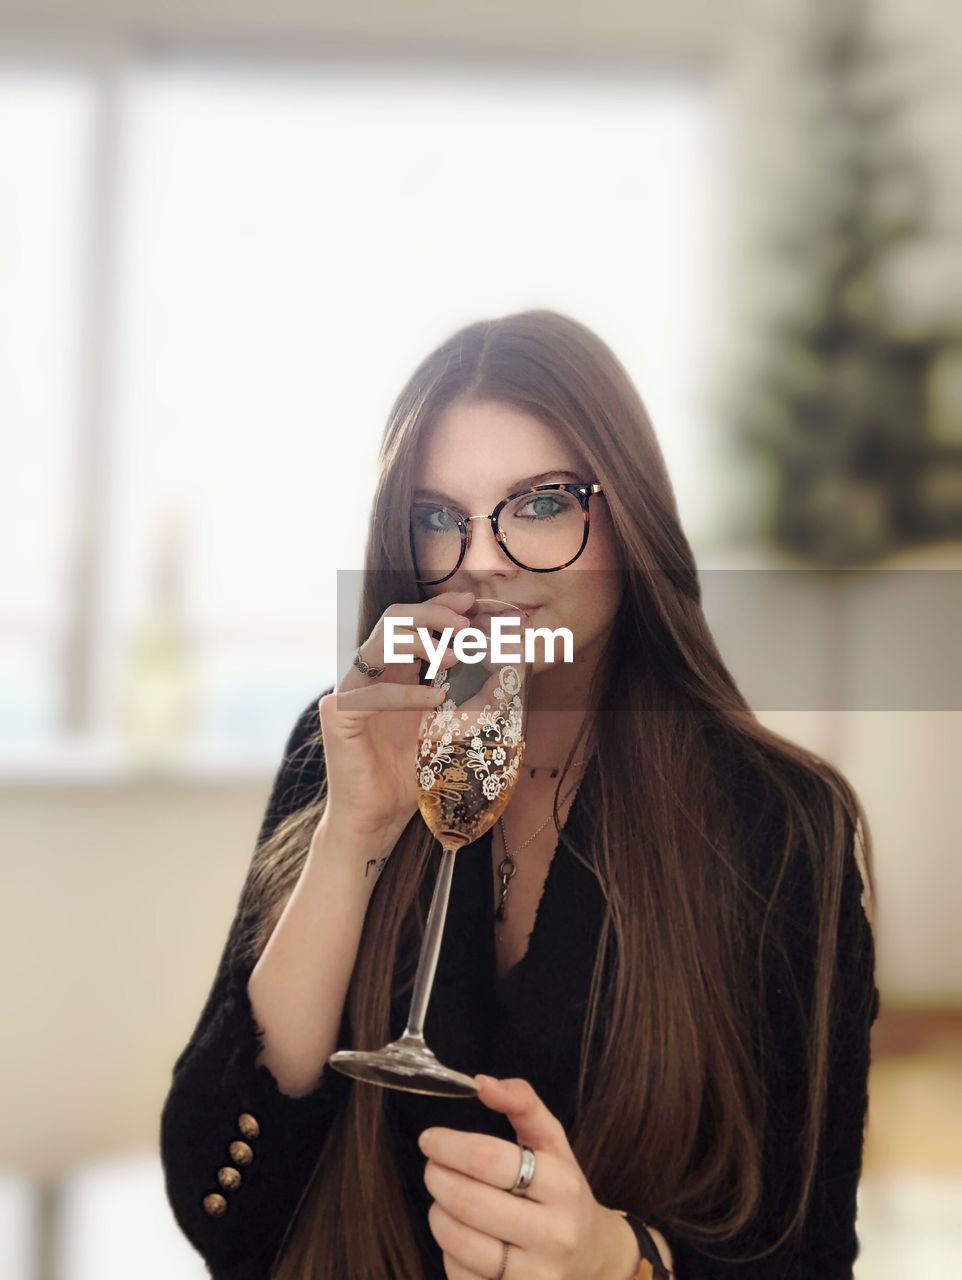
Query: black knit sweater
[{"left": 160, "top": 689, "right": 880, "bottom": 1279}]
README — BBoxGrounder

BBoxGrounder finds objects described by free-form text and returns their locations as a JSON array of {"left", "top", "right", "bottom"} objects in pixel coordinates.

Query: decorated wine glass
[{"left": 327, "top": 597, "right": 530, "bottom": 1096}]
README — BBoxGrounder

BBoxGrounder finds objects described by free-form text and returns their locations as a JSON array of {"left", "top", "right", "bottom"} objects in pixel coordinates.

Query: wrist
[
  {"left": 608, "top": 1209, "right": 673, "bottom": 1279},
  {"left": 315, "top": 805, "right": 405, "bottom": 852},
  {"left": 309, "top": 811, "right": 401, "bottom": 890},
  {"left": 597, "top": 1205, "right": 641, "bottom": 1280}
]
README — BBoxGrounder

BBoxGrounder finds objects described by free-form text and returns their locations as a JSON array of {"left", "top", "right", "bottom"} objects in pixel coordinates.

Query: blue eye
[
  {"left": 414, "top": 507, "right": 459, "bottom": 535},
  {"left": 515, "top": 494, "right": 565, "bottom": 521}
]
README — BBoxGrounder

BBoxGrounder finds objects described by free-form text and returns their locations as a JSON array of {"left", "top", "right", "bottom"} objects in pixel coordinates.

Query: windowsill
[{"left": 0, "top": 738, "right": 280, "bottom": 784}]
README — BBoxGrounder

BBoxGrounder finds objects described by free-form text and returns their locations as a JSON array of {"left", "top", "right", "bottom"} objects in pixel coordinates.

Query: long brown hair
[{"left": 236, "top": 309, "right": 878, "bottom": 1277}]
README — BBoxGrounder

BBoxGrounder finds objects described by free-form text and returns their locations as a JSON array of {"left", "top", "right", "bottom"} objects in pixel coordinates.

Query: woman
[{"left": 160, "top": 310, "right": 880, "bottom": 1280}]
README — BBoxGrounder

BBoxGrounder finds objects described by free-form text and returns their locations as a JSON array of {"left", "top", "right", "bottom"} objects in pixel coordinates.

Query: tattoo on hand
[{"left": 364, "top": 856, "right": 388, "bottom": 879}]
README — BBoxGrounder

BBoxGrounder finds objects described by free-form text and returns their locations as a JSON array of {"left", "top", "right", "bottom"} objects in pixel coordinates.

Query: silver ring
[
  {"left": 353, "top": 647, "right": 385, "bottom": 679},
  {"left": 493, "top": 1146, "right": 532, "bottom": 1277},
  {"left": 509, "top": 1143, "right": 536, "bottom": 1194},
  {"left": 493, "top": 1239, "right": 509, "bottom": 1280}
]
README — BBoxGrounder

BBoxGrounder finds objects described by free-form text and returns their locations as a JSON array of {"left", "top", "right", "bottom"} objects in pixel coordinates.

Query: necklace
[
  {"left": 520, "top": 754, "right": 588, "bottom": 779},
  {"left": 494, "top": 761, "right": 585, "bottom": 937}
]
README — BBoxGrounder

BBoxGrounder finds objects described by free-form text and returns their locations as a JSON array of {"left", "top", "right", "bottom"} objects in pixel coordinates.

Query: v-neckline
[{"left": 480, "top": 779, "right": 587, "bottom": 998}]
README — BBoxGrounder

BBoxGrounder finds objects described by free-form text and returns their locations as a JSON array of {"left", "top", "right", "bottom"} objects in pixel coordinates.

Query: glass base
[{"left": 327, "top": 1032, "right": 479, "bottom": 1097}]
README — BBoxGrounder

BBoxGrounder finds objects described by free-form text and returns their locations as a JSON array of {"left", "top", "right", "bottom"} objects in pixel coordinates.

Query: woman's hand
[
  {"left": 418, "top": 1074, "right": 639, "bottom": 1280},
  {"left": 317, "top": 589, "right": 476, "bottom": 846}
]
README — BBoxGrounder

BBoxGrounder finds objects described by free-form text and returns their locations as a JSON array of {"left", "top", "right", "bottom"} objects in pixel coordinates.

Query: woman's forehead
[{"left": 415, "top": 405, "right": 587, "bottom": 502}]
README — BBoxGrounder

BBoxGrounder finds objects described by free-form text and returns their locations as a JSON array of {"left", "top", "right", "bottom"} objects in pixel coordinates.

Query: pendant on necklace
[{"left": 495, "top": 852, "right": 516, "bottom": 923}]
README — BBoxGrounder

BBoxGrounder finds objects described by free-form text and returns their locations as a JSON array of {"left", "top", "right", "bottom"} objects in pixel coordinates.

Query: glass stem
[{"left": 403, "top": 844, "right": 458, "bottom": 1041}]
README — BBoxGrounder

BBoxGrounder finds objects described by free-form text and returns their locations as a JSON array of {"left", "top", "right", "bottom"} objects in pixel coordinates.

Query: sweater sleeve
[
  {"left": 159, "top": 684, "right": 353, "bottom": 1277},
  {"left": 657, "top": 817, "right": 880, "bottom": 1280}
]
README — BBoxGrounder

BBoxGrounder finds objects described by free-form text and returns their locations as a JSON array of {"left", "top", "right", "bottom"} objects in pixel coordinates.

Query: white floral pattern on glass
[{"left": 415, "top": 666, "right": 524, "bottom": 798}]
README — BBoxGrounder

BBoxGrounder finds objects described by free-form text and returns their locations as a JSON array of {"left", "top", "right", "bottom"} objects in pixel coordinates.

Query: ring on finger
[{"left": 353, "top": 648, "right": 385, "bottom": 679}]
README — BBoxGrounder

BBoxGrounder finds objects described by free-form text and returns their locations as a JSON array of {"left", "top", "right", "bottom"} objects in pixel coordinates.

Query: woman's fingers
[
  {"left": 349, "top": 595, "right": 474, "bottom": 682},
  {"left": 341, "top": 626, "right": 458, "bottom": 695},
  {"left": 315, "top": 594, "right": 472, "bottom": 835},
  {"left": 337, "top": 590, "right": 475, "bottom": 694},
  {"left": 381, "top": 601, "right": 473, "bottom": 648},
  {"left": 321, "top": 682, "right": 445, "bottom": 720},
  {"left": 373, "top": 622, "right": 464, "bottom": 669},
  {"left": 384, "top": 598, "right": 473, "bottom": 630}
]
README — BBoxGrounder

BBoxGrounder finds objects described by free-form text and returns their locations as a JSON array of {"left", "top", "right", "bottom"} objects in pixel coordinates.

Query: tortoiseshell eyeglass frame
[{"left": 409, "top": 481, "right": 605, "bottom": 586}]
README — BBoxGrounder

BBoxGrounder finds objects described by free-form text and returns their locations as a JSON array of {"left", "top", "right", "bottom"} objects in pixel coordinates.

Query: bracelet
[{"left": 614, "top": 1210, "right": 672, "bottom": 1279}]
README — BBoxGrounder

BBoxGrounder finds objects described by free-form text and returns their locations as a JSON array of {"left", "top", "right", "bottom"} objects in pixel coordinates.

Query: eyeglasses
[{"left": 410, "top": 481, "right": 605, "bottom": 585}]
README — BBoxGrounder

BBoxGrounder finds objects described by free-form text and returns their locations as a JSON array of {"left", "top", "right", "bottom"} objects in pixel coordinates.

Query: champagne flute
[{"left": 328, "top": 598, "right": 530, "bottom": 1097}]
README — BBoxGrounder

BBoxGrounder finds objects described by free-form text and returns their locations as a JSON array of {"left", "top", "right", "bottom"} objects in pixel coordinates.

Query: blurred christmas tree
[{"left": 723, "top": 0, "right": 962, "bottom": 565}]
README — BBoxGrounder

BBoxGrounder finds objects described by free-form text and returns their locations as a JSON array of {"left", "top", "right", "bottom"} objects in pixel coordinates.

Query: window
[
  {"left": 1, "top": 55, "right": 725, "bottom": 767},
  {"left": 0, "top": 68, "right": 96, "bottom": 747}
]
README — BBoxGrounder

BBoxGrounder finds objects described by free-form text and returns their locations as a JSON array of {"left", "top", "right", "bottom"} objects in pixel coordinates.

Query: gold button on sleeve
[
  {"left": 216, "top": 1166, "right": 242, "bottom": 1191},
  {"left": 237, "top": 1112, "right": 260, "bottom": 1139},
  {"left": 228, "top": 1140, "right": 254, "bottom": 1166},
  {"left": 203, "top": 1192, "right": 228, "bottom": 1217}
]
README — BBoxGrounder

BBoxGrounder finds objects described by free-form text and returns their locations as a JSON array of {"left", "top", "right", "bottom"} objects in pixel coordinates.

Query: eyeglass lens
[{"left": 410, "top": 488, "right": 586, "bottom": 581}]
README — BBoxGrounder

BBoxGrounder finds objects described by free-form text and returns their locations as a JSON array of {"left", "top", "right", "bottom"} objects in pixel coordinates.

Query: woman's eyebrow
[{"left": 413, "top": 469, "right": 584, "bottom": 504}]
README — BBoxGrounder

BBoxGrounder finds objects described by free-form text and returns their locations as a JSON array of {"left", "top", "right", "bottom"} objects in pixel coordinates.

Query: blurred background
[{"left": 1, "top": 0, "right": 960, "bottom": 1276}]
